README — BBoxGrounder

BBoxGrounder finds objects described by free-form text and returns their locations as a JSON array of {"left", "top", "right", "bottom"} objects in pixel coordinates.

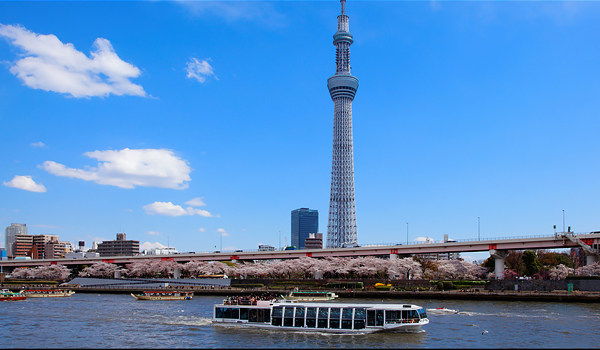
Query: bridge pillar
[
  {"left": 490, "top": 249, "right": 509, "bottom": 279},
  {"left": 174, "top": 268, "right": 181, "bottom": 279},
  {"left": 114, "top": 270, "right": 121, "bottom": 279},
  {"left": 585, "top": 254, "right": 598, "bottom": 266},
  {"left": 390, "top": 253, "right": 398, "bottom": 260}
]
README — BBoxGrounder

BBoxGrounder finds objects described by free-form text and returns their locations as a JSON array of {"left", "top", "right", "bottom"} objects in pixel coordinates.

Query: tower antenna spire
[{"left": 341, "top": 0, "right": 346, "bottom": 15}]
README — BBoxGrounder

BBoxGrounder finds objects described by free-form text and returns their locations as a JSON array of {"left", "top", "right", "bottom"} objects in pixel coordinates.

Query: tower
[{"left": 326, "top": 0, "right": 359, "bottom": 248}]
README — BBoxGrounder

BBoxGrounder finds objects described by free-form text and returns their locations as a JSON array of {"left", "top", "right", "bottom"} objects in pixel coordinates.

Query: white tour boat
[{"left": 213, "top": 299, "right": 428, "bottom": 333}]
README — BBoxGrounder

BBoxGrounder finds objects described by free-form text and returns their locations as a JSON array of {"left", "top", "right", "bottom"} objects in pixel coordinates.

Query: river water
[{"left": 1, "top": 293, "right": 598, "bottom": 348}]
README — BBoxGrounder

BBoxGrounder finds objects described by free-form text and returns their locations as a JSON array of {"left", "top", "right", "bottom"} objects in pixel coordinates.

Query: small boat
[
  {"left": 282, "top": 291, "right": 338, "bottom": 302},
  {"left": 131, "top": 291, "right": 193, "bottom": 300},
  {"left": 22, "top": 289, "right": 75, "bottom": 298},
  {"left": 213, "top": 299, "right": 429, "bottom": 333},
  {"left": 426, "top": 307, "right": 459, "bottom": 314},
  {"left": 0, "top": 289, "right": 26, "bottom": 301}
]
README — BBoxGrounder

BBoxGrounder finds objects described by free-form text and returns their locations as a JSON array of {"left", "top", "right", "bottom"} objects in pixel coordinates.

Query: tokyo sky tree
[{"left": 326, "top": 0, "right": 359, "bottom": 248}]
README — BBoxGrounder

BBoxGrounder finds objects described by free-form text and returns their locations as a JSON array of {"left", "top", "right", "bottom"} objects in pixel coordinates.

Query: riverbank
[{"left": 5, "top": 285, "right": 599, "bottom": 303}]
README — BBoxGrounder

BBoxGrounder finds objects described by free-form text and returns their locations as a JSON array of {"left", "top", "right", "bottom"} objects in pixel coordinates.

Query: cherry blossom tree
[
  {"left": 11, "top": 265, "right": 72, "bottom": 280},
  {"left": 574, "top": 262, "right": 600, "bottom": 277},
  {"left": 78, "top": 262, "right": 124, "bottom": 278},
  {"left": 547, "top": 264, "right": 573, "bottom": 280}
]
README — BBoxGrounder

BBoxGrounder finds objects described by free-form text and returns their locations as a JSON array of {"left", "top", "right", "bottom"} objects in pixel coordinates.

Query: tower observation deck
[{"left": 326, "top": 0, "right": 359, "bottom": 248}]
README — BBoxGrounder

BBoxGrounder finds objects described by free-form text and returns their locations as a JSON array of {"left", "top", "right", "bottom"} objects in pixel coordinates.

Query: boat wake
[
  {"left": 426, "top": 308, "right": 459, "bottom": 315},
  {"left": 162, "top": 316, "right": 213, "bottom": 327}
]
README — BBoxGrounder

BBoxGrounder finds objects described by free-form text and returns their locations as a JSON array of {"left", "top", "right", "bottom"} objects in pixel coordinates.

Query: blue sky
[{"left": 1, "top": 1, "right": 599, "bottom": 262}]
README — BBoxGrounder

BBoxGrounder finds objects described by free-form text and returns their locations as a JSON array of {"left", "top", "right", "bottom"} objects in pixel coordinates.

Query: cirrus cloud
[
  {"left": 0, "top": 24, "right": 146, "bottom": 98},
  {"left": 186, "top": 57, "right": 217, "bottom": 83},
  {"left": 143, "top": 201, "right": 214, "bottom": 217},
  {"left": 3, "top": 175, "right": 47, "bottom": 193},
  {"left": 40, "top": 148, "right": 191, "bottom": 189}
]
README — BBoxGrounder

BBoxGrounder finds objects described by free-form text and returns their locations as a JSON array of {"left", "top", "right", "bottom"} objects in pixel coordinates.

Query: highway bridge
[{"left": 1, "top": 232, "right": 599, "bottom": 279}]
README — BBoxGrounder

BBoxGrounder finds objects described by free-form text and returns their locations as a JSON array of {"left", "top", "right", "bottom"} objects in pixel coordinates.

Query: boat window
[
  {"left": 284, "top": 317, "right": 294, "bottom": 327},
  {"left": 341, "top": 319, "right": 352, "bottom": 329},
  {"left": 317, "top": 318, "right": 328, "bottom": 328},
  {"left": 385, "top": 310, "right": 401, "bottom": 324},
  {"left": 318, "top": 308, "right": 329, "bottom": 319},
  {"left": 354, "top": 308, "right": 366, "bottom": 320},
  {"left": 284, "top": 307, "right": 294, "bottom": 318},
  {"left": 367, "top": 310, "right": 375, "bottom": 327},
  {"left": 294, "top": 307, "right": 304, "bottom": 328},
  {"left": 306, "top": 307, "right": 317, "bottom": 318},
  {"left": 354, "top": 319, "right": 365, "bottom": 329},
  {"left": 271, "top": 306, "right": 283, "bottom": 326},
  {"left": 259, "top": 309, "right": 270, "bottom": 323},
  {"left": 240, "top": 308, "right": 249, "bottom": 320},
  {"left": 272, "top": 307, "right": 283, "bottom": 317},
  {"left": 418, "top": 308, "right": 427, "bottom": 319},
  {"left": 249, "top": 309, "right": 258, "bottom": 322},
  {"left": 376, "top": 310, "right": 384, "bottom": 326},
  {"left": 306, "top": 318, "right": 316, "bottom": 328},
  {"left": 409, "top": 310, "right": 419, "bottom": 319},
  {"left": 215, "top": 307, "right": 239, "bottom": 319},
  {"left": 329, "top": 308, "right": 341, "bottom": 329},
  {"left": 342, "top": 308, "right": 353, "bottom": 320}
]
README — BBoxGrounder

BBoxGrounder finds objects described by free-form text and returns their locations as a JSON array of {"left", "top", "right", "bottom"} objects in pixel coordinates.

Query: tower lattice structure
[{"left": 326, "top": 0, "right": 359, "bottom": 248}]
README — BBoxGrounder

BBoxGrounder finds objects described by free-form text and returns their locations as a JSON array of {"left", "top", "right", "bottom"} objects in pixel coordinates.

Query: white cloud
[
  {"left": 31, "top": 142, "right": 46, "bottom": 148},
  {"left": 0, "top": 24, "right": 146, "bottom": 98},
  {"left": 186, "top": 58, "right": 217, "bottom": 83},
  {"left": 41, "top": 148, "right": 191, "bottom": 189},
  {"left": 185, "top": 197, "right": 206, "bottom": 207},
  {"left": 140, "top": 242, "right": 167, "bottom": 250},
  {"left": 3, "top": 175, "right": 47, "bottom": 193},
  {"left": 143, "top": 201, "right": 214, "bottom": 217},
  {"left": 146, "top": 231, "right": 161, "bottom": 236},
  {"left": 217, "top": 228, "right": 230, "bottom": 236},
  {"left": 198, "top": 228, "right": 206, "bottom": 233}
]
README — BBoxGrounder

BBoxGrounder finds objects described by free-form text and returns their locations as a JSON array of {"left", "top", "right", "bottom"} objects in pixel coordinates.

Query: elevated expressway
[{"left": 1, "top": 232, "right": 599, "bottom": 278}]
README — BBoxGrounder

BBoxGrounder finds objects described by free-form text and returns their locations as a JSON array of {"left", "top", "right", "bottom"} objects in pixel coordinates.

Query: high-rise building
[
  {"left": 291, "top": 208, "right": 319, "bottom": 249},
  {"left": 97, "top": 233, "right": 139, "bottom": 257},
  {"left": 326, "top": 0, "right": 359, "bottom": 248},
  {"left": 5, "top": 223, "right": 27, "bottom": 258},
  {"left": 13, "top": 233, "right": 33, "bottom": 258}
]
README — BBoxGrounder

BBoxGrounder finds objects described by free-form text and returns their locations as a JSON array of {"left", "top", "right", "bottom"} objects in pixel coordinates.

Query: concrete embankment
[{"left": 11, "top": 286, "right": 598, "bottom": 303}]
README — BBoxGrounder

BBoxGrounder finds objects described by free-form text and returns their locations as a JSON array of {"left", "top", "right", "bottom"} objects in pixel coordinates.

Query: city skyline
[{"left": 2, "top": 1, "right": 600, "bottom": 262}]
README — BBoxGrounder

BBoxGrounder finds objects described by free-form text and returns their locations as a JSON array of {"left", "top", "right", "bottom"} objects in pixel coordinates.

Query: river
[{"left": 1, "top": 293, "right": 598, "bottom": 348}]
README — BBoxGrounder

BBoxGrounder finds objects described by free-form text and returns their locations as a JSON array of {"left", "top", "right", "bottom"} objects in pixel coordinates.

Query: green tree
[
  {"left": 482, "top": 257, "right": 495, "bottom": 272},
  {"left": 522, "top": 250, "right": 542, "bottom": 276}
]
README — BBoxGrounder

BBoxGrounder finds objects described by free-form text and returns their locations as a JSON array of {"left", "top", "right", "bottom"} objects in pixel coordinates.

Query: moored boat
[
  {"left": 0, "top": 289, "right": 26, "bottom": 301},
  {"left": 282, "top": 291, "right": 338, "bottom": 302},
  {"left": 22, "top": 289, "right": 75, "bottom": 298},
  {"left": 131, "top": 291, "right": 193, "bottom": 300},
  {"left": 213, "top": 299, "right": 428, "bottom": 333}
]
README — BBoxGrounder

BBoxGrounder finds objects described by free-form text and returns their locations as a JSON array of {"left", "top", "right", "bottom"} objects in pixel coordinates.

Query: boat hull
[
  {"left": 213, "top": 319, "right": 427, "bottom": 334},
  {"left": 0, "top": 296, "right": 26, "bottom": 301}
]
